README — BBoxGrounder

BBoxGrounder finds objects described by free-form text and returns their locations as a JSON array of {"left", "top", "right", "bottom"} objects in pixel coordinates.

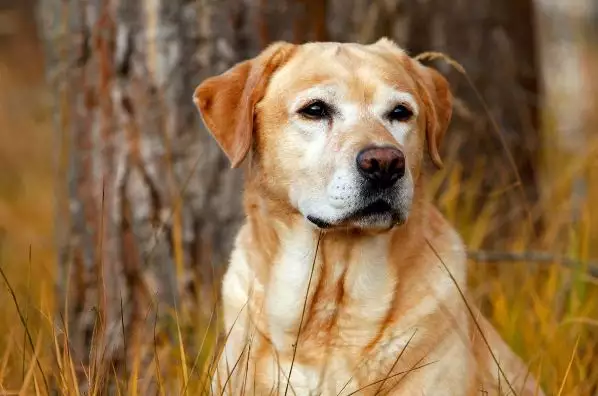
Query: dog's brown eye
[
  {"left": 388, "top": 104, "right": 413, "bottom": 122},
  {"left": 298, "top": 100, "right": 330, "bottom": 120}
]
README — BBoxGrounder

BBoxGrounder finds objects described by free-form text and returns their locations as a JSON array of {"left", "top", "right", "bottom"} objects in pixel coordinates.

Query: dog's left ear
[
  {"left": 193, "top": 42, "right": 296, "bottom": 168},
  {"left": 414, "top": 63, "right": 453, "bottom": 168},
  {"left": 373, "top": 38, "right": 453, "bottom": 168}
]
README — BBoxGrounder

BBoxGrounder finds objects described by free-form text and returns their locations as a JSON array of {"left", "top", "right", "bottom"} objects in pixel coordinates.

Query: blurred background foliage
[{"left": 0, "top": 0, "right": 597, "bottom": 394}]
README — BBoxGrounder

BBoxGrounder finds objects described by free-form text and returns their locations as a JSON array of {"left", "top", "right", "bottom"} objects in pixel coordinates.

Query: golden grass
[
  {"left": 1, "top": 30, "right": 598, "bottom": 396},
  {"left": 429, "top": 157, "right": 598, "bottom": 395},
  {"left": 0, "top": 29, "right": 56, "bottom": 394}
]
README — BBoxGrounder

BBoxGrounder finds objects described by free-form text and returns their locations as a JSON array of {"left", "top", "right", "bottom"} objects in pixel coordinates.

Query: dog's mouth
[
  {"left": 307, "top": 200, "right": 403, "bottom": 230},
  {"left": 352, "top": 199, "right": 393, "bottom": 218}
]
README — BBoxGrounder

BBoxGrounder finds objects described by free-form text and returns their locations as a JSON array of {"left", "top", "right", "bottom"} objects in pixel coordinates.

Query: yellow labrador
[{"left": 194, "top": 38, "right": 544, "bottom": 396}]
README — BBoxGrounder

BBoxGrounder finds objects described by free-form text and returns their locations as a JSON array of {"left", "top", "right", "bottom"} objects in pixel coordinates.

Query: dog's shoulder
[
  {"left": 422, "top": 202, "right": 467, "bottom": 263},
  {"left": 424, "top": 201, "right": 459, "bottom": 238}
]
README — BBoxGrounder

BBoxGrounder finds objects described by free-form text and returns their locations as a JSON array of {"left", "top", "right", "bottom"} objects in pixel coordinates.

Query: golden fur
[{"left": 194, "top": 38, "right": 544, "bottom": 396}]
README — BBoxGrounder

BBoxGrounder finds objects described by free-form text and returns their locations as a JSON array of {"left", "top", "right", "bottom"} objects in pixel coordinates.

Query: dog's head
[{"left": 194, "top": 38, "right": 453, "bottom": 231}]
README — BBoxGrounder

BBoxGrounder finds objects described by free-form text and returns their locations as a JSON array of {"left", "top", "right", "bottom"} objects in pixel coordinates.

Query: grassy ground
[
  {"left": 0, "top": 16, "right": 57, "bottom": 394},
  {"left": 1, "top": 16, "right": 598, "bottom": 396}
]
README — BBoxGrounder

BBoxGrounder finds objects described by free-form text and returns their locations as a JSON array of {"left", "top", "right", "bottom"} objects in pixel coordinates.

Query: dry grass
[
  {"left": 4, "top": 144, "right": 597, "bottom": 395},
  {"left": 1, "top": 20, "right": 598, "bottom": 396},
  {"left": 428, "top": 157, "right": 598, "bottom": 395},
  {"left": 0, "top": 22, "right": 56, "bottom": 394}
]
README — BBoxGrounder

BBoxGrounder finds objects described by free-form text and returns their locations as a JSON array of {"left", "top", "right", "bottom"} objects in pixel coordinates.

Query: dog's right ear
[{"left": 193, "top": 42, "right": 297, "bottom": 168}]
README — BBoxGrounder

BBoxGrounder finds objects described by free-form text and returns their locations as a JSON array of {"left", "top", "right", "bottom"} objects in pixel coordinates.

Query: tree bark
[
  {"left": 38, "top": 0, "right": 541, "bottom": 390},
  {"left": 40, "top": 0, "right": 254, "bottom": 389}
]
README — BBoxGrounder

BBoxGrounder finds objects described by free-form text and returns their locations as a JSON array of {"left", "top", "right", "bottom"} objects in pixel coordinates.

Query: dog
[{"left": 193, "top": 38, "right": 544, "bottom": 396}]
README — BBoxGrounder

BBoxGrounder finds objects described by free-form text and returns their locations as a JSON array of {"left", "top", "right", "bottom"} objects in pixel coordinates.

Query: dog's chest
[{"left": 265, "top": 229, "right": 396, "bottom": 353}]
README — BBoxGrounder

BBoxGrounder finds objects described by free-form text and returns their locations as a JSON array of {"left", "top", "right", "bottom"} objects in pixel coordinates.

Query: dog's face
[{"left": 194, "top": 39, "right": 453, "bottom": 231}]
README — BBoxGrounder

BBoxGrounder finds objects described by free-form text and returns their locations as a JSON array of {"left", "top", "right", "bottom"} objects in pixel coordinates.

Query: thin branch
[
  {"left": 153, "top": 300, "right": 165, "bottom": 396},
  {"left": 0, "top": 264, "right": 50, "bottom": 394},
  {"left": 427, "top": 239, "right": 517, "bottom": 395},
  {"left": 556, "top": 335, "right": 580, "bottom": 396},
  {"left": 345, "top": 360, "right": 439, "bottom": 396},
  {"left": 284, "top": 231, "right": 323, "bottom": 396},
  {"left": 467, "top": 250, "right": 598, "bottom": 277},
  {"left": 22, "top": 245, "right": 32, "bottom": 382},
  {"left": 374, "top": 329, "right": 418, "bottom": 395}
]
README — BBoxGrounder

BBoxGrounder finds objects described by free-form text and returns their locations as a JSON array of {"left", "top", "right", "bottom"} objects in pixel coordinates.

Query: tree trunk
[
  {"left": 40, "top": 0, "right": 254, "bottom": 389},
  {"left": 39, "top": 0, "right": 541, "bottom": 390}
]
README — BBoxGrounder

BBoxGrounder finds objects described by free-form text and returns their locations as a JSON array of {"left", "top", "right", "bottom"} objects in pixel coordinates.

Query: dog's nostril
[
  {"left": 370, "top": 159, "right": 379, "bottom": 172},
  {"left": 356, "top": 145, "right": 405, "bottom": 189}
]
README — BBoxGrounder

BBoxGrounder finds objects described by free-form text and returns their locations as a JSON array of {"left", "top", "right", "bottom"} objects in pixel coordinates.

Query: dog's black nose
[{"left": 356, "top": 146, "right": 405, "bottom": 189}]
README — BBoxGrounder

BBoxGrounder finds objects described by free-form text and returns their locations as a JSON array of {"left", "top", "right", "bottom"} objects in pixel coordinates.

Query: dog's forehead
[{"left": 266, "top": 41, "right": 418, "bottom": 98}]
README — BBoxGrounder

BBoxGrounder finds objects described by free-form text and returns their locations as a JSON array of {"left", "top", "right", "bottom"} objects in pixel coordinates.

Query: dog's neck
[
  {"left": 241, "top": 175, "right": 430, "bottom": 279},
  {"left": 239, "top": 177, "right": 440, "bottom": 354}
]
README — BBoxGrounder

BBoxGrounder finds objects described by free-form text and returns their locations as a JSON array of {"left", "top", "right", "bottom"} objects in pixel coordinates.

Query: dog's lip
[
  {"left": 306, "top": 215, "right": 334, "bottom": 229},
  {"left": 351, "top": 200, "right": 393, "bottom": 218},
  {"left": 307, "top": 200, "right": 399, "bottom": 229}
]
